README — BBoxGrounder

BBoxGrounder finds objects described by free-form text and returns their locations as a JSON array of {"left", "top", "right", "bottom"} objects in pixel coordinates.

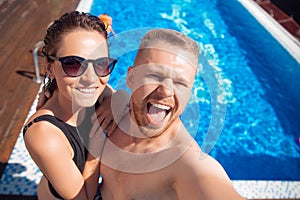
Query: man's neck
[{"left": 113, "top": 112, "right": 183, "bottom": 153}]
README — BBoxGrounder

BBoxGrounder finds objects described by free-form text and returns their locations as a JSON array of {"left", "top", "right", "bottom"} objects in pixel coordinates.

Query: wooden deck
[
  {"left": 254, "top": 0, "right": 300, "bottom": 41},
  {"left": 0, "top": 0, "right": 79, "bottom": 181}
]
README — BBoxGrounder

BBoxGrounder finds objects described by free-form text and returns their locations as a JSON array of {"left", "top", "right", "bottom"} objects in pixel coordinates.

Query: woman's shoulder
[
  {"left": 23, "top": 110, "right": 69, "bottom": 147},
  {"left": 23, "top": 112, "right": 74, "bottom": 160},
  {"left": 23, "top": 110, "right": 56, "bottom": 136}
]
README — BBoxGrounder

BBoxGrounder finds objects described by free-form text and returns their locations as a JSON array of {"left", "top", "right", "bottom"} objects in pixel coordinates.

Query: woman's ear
[
  {"left": 45, "top": 61, "right": 55, "bottom": 79},
  {"left": 126, "top": 66, "right": 134, "bottom": 88}
]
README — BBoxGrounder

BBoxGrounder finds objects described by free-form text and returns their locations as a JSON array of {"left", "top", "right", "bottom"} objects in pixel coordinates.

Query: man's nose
[{"left": 157, "top": 78, "right": 174, "bottom": 97}]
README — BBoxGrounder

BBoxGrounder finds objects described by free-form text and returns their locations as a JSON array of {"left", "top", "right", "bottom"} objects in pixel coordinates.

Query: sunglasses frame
[{"left": 47, "top": 55, "right": 117, "bottom": 77}]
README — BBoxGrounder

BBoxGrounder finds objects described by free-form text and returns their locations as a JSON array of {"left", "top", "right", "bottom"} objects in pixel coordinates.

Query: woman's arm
[
  {"left": 82, "top": 113, "right": 110, "bottom": 199},
  {"left": 81, "top": 153, "right": 100, "bottom": 199},
  {"left": 24, "top": 121, "right": 98, "bottom": 200}
]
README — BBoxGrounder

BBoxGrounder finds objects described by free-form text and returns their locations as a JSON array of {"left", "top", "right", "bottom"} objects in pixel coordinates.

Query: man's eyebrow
[
  {"left": 143, "top": 64, "right": 191, "bottom": 83},
  {"left": 175, "top": 73, "right": 190, "bottom": 84}
]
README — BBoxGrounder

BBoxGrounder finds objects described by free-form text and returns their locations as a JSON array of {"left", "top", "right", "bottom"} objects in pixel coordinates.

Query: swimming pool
[{"left": 90, "top": 0, "right": 300, "bottom": 181}]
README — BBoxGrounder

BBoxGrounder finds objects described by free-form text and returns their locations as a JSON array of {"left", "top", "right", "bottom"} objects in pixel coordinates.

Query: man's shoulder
[
  {"left": 170, "top": 145, "right": 232, "bottom": 185},
  {"left": 175, "top": 143, "right": 223, "bottom": 173}
]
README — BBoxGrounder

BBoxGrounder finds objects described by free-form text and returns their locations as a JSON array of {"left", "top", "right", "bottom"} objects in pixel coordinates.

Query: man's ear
[{"left": 126, "top": 66, "right": 134, "bottom": 88}]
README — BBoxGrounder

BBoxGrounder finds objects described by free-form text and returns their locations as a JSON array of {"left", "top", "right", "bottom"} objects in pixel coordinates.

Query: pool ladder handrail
[{"left": 33, "top": 40, "right": 44, "bottom": 83}]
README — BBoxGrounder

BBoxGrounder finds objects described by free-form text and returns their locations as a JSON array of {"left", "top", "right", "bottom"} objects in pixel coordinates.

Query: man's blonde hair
[{"left": 137, "top": 29, "right": 199, "bottom": 66}]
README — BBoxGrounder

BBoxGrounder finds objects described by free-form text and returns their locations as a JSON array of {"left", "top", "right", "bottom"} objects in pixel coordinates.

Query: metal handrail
[{"left": 33, "top": 41, "right": 44, "bottom": 83}]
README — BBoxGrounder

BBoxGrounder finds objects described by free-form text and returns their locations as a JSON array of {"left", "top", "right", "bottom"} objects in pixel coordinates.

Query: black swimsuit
[{"left": 23, "top": 115, "right": 86, "bottom": 199}]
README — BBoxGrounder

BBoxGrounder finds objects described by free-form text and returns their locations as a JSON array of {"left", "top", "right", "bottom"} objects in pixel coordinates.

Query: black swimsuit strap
[{"left": 23, "top": 114, "right": 74, "bottom": 136}]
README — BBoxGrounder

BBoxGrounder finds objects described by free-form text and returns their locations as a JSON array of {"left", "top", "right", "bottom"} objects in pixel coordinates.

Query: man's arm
[{"left": 173, "top": 147, "right": 245, "bottom": 200}]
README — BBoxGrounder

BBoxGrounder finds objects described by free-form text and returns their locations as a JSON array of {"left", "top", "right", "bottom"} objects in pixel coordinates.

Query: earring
[{"left": 44, "top": 72, "right": 56, "bottom": 94}]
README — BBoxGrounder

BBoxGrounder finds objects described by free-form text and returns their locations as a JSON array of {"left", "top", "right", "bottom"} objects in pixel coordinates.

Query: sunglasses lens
[
  {"left": 61, "top": 57, "right": 85, "bottom": 77},
  {"left": 94, "top": 58, "right": 116, "bottom": 77}
]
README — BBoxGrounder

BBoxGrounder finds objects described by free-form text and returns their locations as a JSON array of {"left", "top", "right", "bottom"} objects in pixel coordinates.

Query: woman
[{"left": 23, "top": 11, "right": 116, "bottom": 200}]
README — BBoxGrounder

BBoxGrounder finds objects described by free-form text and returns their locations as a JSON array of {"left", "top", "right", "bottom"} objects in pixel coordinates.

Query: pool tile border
[{"left": 233, "top": 180, "right": 300, "bottom": 199}]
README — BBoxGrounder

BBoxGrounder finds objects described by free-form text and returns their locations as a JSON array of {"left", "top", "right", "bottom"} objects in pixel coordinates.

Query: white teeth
[
  {"left": 151, "top": 103, "right": 171, "bottom": 110},
  {"left": 77, "top": 88, "right": 96, "bottom": 93}
]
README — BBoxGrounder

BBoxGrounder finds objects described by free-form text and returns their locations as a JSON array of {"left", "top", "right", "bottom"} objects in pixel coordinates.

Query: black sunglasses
[{"left": 48, "top": 55, "right": 117, "bottom": 77}]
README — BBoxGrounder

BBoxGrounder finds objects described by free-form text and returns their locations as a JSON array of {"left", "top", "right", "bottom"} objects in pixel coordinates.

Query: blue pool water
[{"left": 90, "top": 0, "right": 300, "bottom": 180}]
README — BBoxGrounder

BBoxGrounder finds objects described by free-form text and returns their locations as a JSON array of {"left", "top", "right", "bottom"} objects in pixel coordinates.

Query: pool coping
[
  {"left": 233, "top": 180, "right": 300, "bottom": 199},
  {"left": 76, "top": 0, "right": 93, "bottom": 12}
]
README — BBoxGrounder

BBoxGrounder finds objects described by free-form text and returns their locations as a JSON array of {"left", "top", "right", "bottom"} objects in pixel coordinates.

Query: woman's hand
[
  {"left": 92, "top": 95, "right": 118, "bottom": 137},
  {"left": 89, "top": 111, "right": 109, "bottom": 160},
  {"left": 92, "top": 89, "right": 131, "bottom": 138}
]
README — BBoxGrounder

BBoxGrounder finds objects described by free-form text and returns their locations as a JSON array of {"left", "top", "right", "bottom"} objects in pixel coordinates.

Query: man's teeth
[
  {"left": 77, "top": 88, "right": 96, "bottom": 93},
  {"left": 151, "top": 103, "right": 171, "bottom": 110}
]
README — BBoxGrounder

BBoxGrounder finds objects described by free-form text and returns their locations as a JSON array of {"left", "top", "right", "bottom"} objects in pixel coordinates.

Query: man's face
[{"left": 127, "top": 46, "right": 197, "bottom": 138}]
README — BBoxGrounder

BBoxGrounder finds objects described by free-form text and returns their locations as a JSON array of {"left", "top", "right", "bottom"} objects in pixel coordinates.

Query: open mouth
[{"left": 146, "top": 102, "right": 172, "bottom": 126}]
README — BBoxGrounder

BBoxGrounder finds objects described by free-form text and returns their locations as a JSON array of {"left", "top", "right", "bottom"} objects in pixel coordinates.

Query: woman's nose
[{"left": 80, "top": 63, "right": 98, "bottom": 83}]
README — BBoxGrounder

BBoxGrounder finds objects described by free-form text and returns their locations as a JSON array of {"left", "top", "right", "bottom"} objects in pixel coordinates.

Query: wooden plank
[
  {"left": 253, "top": 0, "right": 300, "bottom": 41},
  {"left": 260, "top": 3, "right": 289, "bottom": 20},
  {"left": 0, "top": 4, "right": 46, "bottom": 76},
  {"left": 279, "top": 19, "right": 300, "bottom": 37}
]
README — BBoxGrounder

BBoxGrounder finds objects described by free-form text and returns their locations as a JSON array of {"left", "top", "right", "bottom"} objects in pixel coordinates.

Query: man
[{"left": 93, "top": 29, "right": 245, "bottom": 200}]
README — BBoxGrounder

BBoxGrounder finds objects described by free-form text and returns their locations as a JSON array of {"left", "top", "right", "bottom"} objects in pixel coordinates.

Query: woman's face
[{"left": 49, "top": 30, "right": 109, "bottom": 108}]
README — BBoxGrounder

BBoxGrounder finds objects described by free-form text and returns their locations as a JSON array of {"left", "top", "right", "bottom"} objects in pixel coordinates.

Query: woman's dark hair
[
  {"left": 42, "top": 11, "right": 107, "bottom": 93},
  {"left": 42, "top": 11, "right": 107, "bottom": 60}
]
